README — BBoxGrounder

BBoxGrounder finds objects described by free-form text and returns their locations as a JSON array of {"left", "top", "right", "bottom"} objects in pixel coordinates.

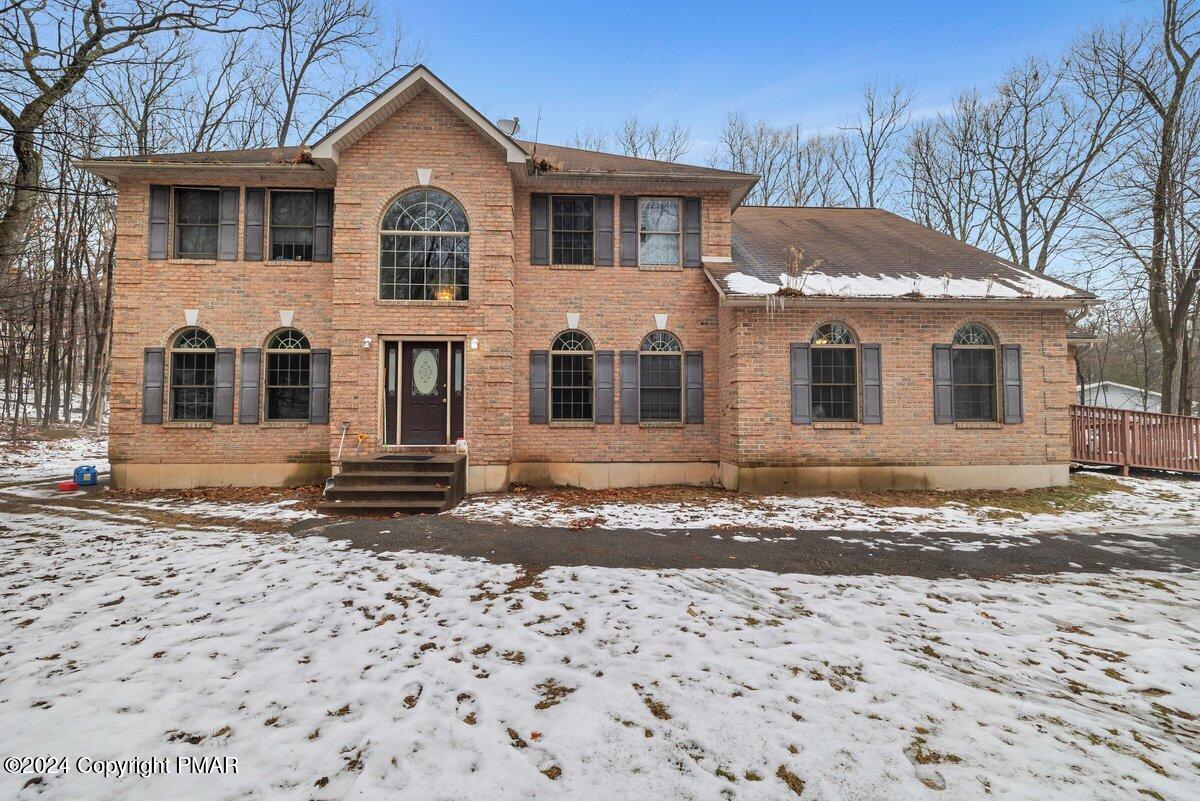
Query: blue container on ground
[{"left": 73, "top": 465, "right": 99, "bottom": 486}]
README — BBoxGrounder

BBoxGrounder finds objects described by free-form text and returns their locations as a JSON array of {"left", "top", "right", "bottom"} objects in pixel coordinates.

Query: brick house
[{"left": 78, "top": 66, "right": 1098, "bottom": 496}]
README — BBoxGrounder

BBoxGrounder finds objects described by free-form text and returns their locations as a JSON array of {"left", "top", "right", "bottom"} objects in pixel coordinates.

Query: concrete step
[
  {"left": 339, "top": 458, "right": 457, "bottom": 475},
  {"left": 325, "top": 484, "right": 449, "bottom": 503},
  {"left": 334, "top": 470, "right": 450, "bottom": 486},
  {"left": 317, "top": 498, "right": 446, "bottom": 515}
]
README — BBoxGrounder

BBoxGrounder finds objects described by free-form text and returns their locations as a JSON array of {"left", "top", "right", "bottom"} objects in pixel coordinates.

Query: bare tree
[
  {"left": 570, "top": 127, "right": 610, "bottom": 153},
  {"left": 256, "top": 0, "right": 420, "bottom": 147},
  {"left": 711, "top": 112, "right": 792, "bottom": 204},
  {"left": 834, "top": 80, "right": 915, "bottom": 207},
  {"left": 785, "top": 129, "right": 850, "bottom": 207},
  {"left": 611, "top": 115, "right": 691, "bottom": 161},
  {"left": 903, "top": 92, "right": 994, "bottom": 247},
  {"left": 979, "top": 53, "right": 1137, "bottom": 274},
  {"left": 1086, "top": 1, "right": 1200, "bottom": 412},
  {"left": 0, "top": 0, "right": 245, "bottom": 281}
]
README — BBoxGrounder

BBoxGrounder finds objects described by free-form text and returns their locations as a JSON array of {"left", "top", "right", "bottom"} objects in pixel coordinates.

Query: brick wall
[
  {"left": 510, "top": 179, "right": 732, "bottom": 464},
  {"left": 107, "top": 86, "right": 1077, "bottom": 486},
  {"left": 111, "top": 170, "right": 333, "bottom": 469},
  {"left": 721, "top": 304, "right": 1073, "bottom": 467}
]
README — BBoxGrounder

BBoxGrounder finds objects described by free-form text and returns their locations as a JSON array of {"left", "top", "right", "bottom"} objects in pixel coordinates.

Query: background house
[{"left": 1077, "top": 381, "right": 1162, "bottom": 412}]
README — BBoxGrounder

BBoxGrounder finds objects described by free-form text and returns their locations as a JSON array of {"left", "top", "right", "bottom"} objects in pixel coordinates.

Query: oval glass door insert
[{"left": 412, "top": 348, "right": 439, "bottom": 396}]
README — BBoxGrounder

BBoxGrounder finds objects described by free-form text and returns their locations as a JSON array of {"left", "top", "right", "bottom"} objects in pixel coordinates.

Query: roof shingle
[{"left": 717, "top": 207, "right": 1095, "bottom": 303}]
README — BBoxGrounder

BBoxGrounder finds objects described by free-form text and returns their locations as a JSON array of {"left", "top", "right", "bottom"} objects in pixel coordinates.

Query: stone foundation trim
[
  {"left": 502, "top": 461, "right": 719, "bottom": 492},
  {"left": 111, "top": 462, "right": 330, "bottom": 489},
  {"left": 722, "top": 462, "right": 1070, "bottom": 493}
]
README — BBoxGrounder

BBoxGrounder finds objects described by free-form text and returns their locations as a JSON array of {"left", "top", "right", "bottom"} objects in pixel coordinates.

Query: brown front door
[{"left": 401, "top": 342, "right": 448, "bottom": 445}]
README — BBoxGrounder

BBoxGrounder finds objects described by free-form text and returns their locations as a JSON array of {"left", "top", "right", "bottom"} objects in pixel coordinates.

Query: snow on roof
[{"left": 721, "top": 269, "right": 1081, "bottom": 300}]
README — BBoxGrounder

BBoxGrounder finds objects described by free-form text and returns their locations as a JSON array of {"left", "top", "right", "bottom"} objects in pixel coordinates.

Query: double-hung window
[
  {"left": 265, "top": 328, "right": 311, "bottom": 421},
  {"left": 639, "top": 198, "right": 682, "bottom": 267},
  {"left": 810, "top": 323, "right": 858, "bottom": 421},
  {"left": 550, "top": 331, "right": 594, "bottom": 421},
  {"left": 951, "top": 324, "right": 997, "bottom": 422},
  {"left": 169, "top": 327, "right": 216, "bottom": 421},
  {"left": 639, "top": 331, "right": 683, "bottom": 421},
  {"left": 174, "top": 188, "right": 220, "bottom": 258},
  {"left": 551, "top": 196, "right": 594, "bottom": 265},
  {"left": 270, "top": 191, "right": 315, "bottom": 261}
]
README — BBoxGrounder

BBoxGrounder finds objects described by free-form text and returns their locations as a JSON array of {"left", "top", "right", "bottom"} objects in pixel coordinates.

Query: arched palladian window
[
  {"left": 380, "top": 189, "right": 469, "bottom": 301},
  {"left": 551, "top": 331, "right": 594, "bottom": 422},
  {"left": 170, "top": 327, "right": 216, "bottom": 421},
  {"left": 639, "top": 330, "right": 683, "bottom": 422},
  {"left": 265, "top": 328, "right": 311, "bottom": 421},
  {"left": 810, "top": 322, "right": 857, "bottom": 421},
  {"left": 951, "top": 323, "right": 997, "bottom": 421}
]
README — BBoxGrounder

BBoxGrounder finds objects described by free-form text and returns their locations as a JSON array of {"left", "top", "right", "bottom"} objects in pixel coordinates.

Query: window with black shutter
[
  {"left": 169, "top": 327, "right": 216, "bottom": 421},
  {"left": 550, "top": 331, "right": 594, "bottom": 421},
  {"left": 951, "top": 324, "right": 997, "bottom": 422},
  {"left": 551, "top": 196, "right": 594, "bottom": 265},
  {"left": 639, "top": 331, "right": 683, "bottom": 421},
  {"left": 174, "top": 188, "right": 220, "bottom": 258},
  {"left": 269, "top": 191, "right": 315, "bottom": 261},
  {"left": 810, "top": 322, "right": 858, "bottom": 421},
  {"left": 264, "top": 328, "right": 311, "bottom": 421}
]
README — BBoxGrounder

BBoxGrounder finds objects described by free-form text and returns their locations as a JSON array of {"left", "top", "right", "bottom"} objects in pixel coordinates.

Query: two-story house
[{"left": 78, "top": 66, "right": 1097, "bottom": 499}]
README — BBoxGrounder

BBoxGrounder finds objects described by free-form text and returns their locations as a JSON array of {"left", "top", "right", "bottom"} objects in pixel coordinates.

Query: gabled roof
[
  {"left": 308, "top": 65, "right": 527, "bottom": 167},
  {"left": 709, "top": 206, "right": 1097, "bottom": 306}
]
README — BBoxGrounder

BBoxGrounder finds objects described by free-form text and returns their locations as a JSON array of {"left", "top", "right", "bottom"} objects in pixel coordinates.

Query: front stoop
[{"left": 317, "top": 453, "right": 466, "bottom": 515}]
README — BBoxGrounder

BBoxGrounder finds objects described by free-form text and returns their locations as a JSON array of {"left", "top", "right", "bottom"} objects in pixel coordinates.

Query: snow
[
  {"left": 451, "top": 471, "right": 1200, "bottom": 538},
  {"left": 722, "top": 269, "right": 1079, "bottom": 300},
  {"left": 2, "top": 489, "right": 1198, "bottom": 799},
  {"left": 0, "top": 430, "right": 108, "bottom": 484}
]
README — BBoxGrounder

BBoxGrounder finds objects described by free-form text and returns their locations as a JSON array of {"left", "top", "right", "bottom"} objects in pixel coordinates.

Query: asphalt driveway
[{"left": 294, "top": 514, "right": 1200, "bottom": 579}]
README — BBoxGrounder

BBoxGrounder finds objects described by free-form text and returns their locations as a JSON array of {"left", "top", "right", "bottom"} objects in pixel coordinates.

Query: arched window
[
  {"left": 811, "top": 322, "right": 858, "bottom": 421},
  {"left": 639, "top": 331, "right": 683, "bottom": 422},
  {"left": 951, "top": 323, "right": 997, "bottom": 421},
  {"left": 265, "top": 328, "right": 311, "bottom": 421},
  {"left": 551, "top": 331, "right": 594, "bottom": 422},
  {"left": 380, "top": 189, "right": 469, "bottom": 301},
  {"left": 170, "top": 327, "right": 216, "bottom": 421}
]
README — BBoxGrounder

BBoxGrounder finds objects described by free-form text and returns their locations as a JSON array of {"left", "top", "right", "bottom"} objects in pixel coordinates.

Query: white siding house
[{"left": 1078, "top": 381, "right": 1162, "bottom": 412}]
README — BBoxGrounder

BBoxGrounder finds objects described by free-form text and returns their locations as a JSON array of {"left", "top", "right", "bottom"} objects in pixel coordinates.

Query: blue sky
[{"left": 396, "top": 0, "right": 1141, "bottom": 161}]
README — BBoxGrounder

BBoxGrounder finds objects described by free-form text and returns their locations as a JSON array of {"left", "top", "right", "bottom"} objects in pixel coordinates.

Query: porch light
[{"left": 362, "top": 336, "right": 372, "bottom": 349}]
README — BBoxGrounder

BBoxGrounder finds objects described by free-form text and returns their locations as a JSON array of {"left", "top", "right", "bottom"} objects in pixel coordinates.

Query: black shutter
[
  {"left": 933, "top": 344, "right": 953, "bottom": 424},
  {"left": 595, "top": 195, "right": 614, "bottom": 266},
  {"left": 244, "top": 188, "right": 264, "bottom": 261},
  {"left": 861, "top": 344, "right": 882, "bottom": 424},
  {"left": 530, "top": 194, "right": 549, "bottom": 265},
  {"left": 594, "top": 350, "right": 614, "bottom": 423},
  {"left": 142, "top": 347, "right": 165, "bottom": 424},
  {"left": 313, "top": 189, "right": 333, "bottom": 262},
  {"left": 529, "top": 350, "right": 549, "bottom": 423},
  {"left": 309, "top": 348, "right": 330, "bottom": 423},
  {"left": 620, "top": 196, "right": 638, "bottom": 266},
  {"left": 217, "top": 187, "right": 239, "bottom": 260},
  {"left": 620, "top": 350, "right": 639, "bottom": 423},
  {"left": 1002, "top": 344, "right": 1023, "bottom": 424},
  {"left": 684, "top": 351, "right": 704, "bottom": 423},
  {"left": 791, "top": 343, "right": 812, "bottom": 424},
  {"left": 239, "top": 348, "right": 261, "bottom": 424},
  {"left": 683, "top": 198, "right": 702, "bottom": 267},
  {"left": 213, "top": 348, "right": 235, "bottom": 423},
  {"left": 148, "top": 186, "right": 170, "bottom": 260}
]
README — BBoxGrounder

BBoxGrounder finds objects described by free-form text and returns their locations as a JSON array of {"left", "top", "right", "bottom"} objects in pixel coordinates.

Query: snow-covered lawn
[
  {"left": 452, "top": 471, "right": 1200, "bottom": 535},
  {"left": 1, "top": 501, "right": 1198, "bottom": 800},
  {"left": 0, "top": 429, "right": 107, "bottom": 485}
]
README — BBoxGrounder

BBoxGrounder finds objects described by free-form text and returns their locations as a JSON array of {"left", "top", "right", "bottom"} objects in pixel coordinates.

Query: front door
[{"left": 400, "top": 342, "right": 448, "bottom": 444}]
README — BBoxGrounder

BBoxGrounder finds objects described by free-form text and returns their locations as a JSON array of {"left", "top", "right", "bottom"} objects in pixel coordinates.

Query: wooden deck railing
[{"left": 1070, "top": 404, "right": 1200, "bottom": 475}]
